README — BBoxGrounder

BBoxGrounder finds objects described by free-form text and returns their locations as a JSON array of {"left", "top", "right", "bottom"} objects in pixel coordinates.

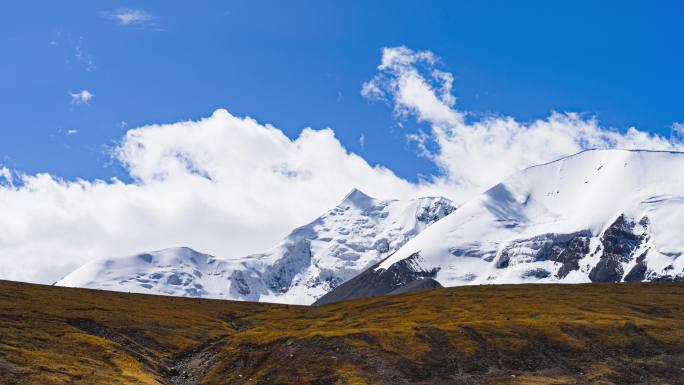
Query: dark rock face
[
  {"left": 624, "top": 262, "right": 648, "bottom": 282},
  {"left": 554, "top": 236, "right": 591, "bottom": 278},
  {"left": 314, "top": 252, "right": 439, "bottom": 305},
  {"left": 387, "top": 278, "right": 443, "bottom": 296},
  {"left": 624, "top": 250, "right": 649, "bottom": 282},
  {"left": 416, "top": 198, "right": 457, "bottom": 225},
  {"left": 230, "top": 271, "right": 251, "bottom": 296},
  {"left": 522, "top": 268, "right": 551, "bottom": 279},
  {"left": 495, "top": 231, "right": 591, "bottom": 278},
  {"left": 589, "top": 215, "right": 646, "bottom": 283},
  {"left": 589, "top": 258, "right": 625, "bottom": 283},
  {"left": 650, "top": 275, "right": 684, "bottom": 282}
]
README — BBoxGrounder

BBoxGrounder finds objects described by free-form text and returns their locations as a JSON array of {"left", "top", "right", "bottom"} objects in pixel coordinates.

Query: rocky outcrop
[
  {"left": 313, "top": 252, "right": 439, "bottom": 305},
  {"left": 57, "top": 190, "right": 457, "bottom": 305},
  {"left": 387, "top": 278, "right": 443, "bottom": 296},
  {"left": 495, "top": 231, "right": 591, "bottom": 278},
  {"left": 416, "top": 197, "right": 457, "bottom": 225},
  {"left": 589, "top": 216, "right": 646, "bottom": 283}
]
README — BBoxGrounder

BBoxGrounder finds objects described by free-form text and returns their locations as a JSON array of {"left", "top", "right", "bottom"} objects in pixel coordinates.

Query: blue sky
[{"left": 2, "top": 1, "right": 683, "bottom": 183}]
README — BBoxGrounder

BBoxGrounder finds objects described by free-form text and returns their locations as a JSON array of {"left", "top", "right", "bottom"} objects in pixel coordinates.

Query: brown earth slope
[{"left": 0, "top": 280, "right": 683, "bottom": 384}]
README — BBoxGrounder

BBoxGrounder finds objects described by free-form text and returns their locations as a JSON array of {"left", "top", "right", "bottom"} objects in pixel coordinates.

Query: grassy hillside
[{"left": 0, "top": 280, "right": 683, "bottom": 384}]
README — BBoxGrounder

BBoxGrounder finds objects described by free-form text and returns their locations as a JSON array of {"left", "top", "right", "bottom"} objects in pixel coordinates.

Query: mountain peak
[{"left": 340, "top": 188, "right": 375, "bottom": 207}]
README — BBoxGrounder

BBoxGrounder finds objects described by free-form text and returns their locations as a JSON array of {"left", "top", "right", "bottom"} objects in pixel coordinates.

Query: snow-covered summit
[
  {"left": 316, "top": 149, "right": 684, "bottom": 304},
  {"left": 57, "top": 247, "right": 223, "bottom": 297},
  {"left": 57, "top": 189, "right": 456, "bottom": 304},
  {"left": 341, "top": 188, "right": 375, "bottom": 208}
]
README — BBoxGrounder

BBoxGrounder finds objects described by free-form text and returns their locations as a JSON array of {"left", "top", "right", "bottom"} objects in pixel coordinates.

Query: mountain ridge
[
  {"left": 59, "top": 149, "right": 684, "bottom": 306},
  {"left": 57, "top": 190, "right": 457, "bottom": 304},
  {"left": 318, "top": 149, "right": 684, "bottom": 303}
]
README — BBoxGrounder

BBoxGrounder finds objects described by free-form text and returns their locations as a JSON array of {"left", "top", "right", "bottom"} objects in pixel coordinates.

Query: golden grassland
[{"left": 1, "top": 280, "right": 683, "bottom": 384}]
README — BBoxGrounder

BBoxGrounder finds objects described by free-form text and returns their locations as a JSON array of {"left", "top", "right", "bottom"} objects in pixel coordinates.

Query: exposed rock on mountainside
[
  {"left": 60, "top": 149, "right": 684, "bottom": 305},
  {"left": 320, "top": 150, "right": 684, "bottom": 303},
  {"left": 315, "top": 253, "right": 441, "bottom": 305},
  {"left": 57, "top": 190, "right": 456, "bottom": 304}
]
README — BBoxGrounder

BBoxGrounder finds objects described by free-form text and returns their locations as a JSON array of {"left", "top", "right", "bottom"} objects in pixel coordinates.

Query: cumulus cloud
[
  {"left": 0, "top": 110, "right": 424, "bottom": 283},
  {"left": 362, "top": 46, "right": 683, "bottom": 198},
  {"left": 70, "top": 90, "right": 93, "bottom": 105}
]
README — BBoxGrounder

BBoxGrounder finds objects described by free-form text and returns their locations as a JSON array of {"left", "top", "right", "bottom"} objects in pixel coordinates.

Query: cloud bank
[
  {"left": 0, "top": 110, "right": 421, "bottom": 283},
  {"left": 362, "top": 46, "right": 681, "bottom": 198},
  {"left": 1, "top": 46, "right": 681, "bottom": 284}
]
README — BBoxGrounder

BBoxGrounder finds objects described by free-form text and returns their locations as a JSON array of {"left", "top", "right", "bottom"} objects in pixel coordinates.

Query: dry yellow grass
[{"left": 1, "top": 280, "right": 683, "bottom": 384}]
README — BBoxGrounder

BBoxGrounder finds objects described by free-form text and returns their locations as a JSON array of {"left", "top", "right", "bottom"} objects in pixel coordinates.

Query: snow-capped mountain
[
  {"left": 316, "top": 149, "right": 684, "bottom": 304},
  {"left": 56, "top": 190, "right": 456, "bottom": 304}
]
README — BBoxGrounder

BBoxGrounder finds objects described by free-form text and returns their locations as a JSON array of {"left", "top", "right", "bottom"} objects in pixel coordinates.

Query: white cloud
[
  {"left": 363, "top": 46, "right": 683, "bottom": 198},
  {"left": 103, "top": 8, "right": 151, "bottom": 25},
  {"left": 70, "top": 90, "right": 94, "bottom": 105},
  {"left": 359, "top": 133, "right": 365, "bottom": 148},
  {"left": 100, "top": 8, "right": 162, "bottom": 30},
  {"left": 0, "top": 110, "right": 424, "bottom": 284},
  {"left": 0, "top": 167, "right": 13, "bottom": 188},
  {"left": 67, "top": 129, "right": 78, "bottom": 135},
  {"left": 2, "top": 45, "right": 682, "bottom": 285},
  {"left": 671, "top": 122, "right": 684, "bottom": 145}
]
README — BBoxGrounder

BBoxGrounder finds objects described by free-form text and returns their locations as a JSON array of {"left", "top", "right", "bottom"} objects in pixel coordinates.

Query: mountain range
[
  {"left": 316, "top": 149, "right": 684, "bottom": 304},
  {"left": 58, "top": 149, "right": 684, "bottom": 305},
  {"left": 57, "top": 190, "right": 456, "bottom": 304}
]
